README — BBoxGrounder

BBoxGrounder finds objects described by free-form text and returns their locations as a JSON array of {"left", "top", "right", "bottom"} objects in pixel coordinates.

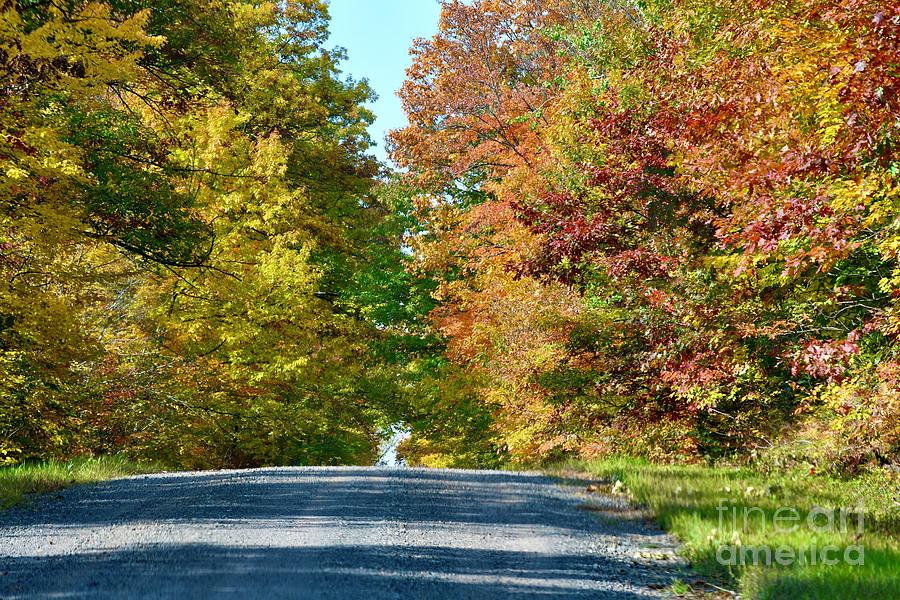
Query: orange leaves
[{"left": 391, "top": 0, "right": 566, "bottom": 187}]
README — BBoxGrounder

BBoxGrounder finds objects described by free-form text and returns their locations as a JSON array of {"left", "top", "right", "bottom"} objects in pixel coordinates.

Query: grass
[
  {"left": 0, "top": 456, "right": 157, "bottom": 509},
  {"left": 550, "top": 457, "right": 900, "bottom": 599}
]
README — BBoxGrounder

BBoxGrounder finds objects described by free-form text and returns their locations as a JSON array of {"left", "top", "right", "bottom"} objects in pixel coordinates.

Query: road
[{"left": 0, "top": 468, "right": 684, "bottom": 599}]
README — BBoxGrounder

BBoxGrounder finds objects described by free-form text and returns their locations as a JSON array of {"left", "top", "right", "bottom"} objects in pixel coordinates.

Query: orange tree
[{"left": 391, "top": 0, "right": 900, "bottom": 469}]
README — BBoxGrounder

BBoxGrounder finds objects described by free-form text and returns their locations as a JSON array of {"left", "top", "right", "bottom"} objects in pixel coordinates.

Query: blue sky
[{"left": 327, "top": 0, "right": 442, "bottom": 164}]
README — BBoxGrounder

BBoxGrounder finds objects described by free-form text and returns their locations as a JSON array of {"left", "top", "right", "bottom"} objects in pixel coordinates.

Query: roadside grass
[
  {"left": 0, "top": 456, "right": 156, "bottom": 509},
  {"left": 549, "top": 457, "right": 900, "bottom": 599}
]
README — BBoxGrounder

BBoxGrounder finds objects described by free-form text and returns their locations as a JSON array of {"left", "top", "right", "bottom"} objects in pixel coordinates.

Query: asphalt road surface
[{"left": 0, "top": 468, "right": 684, "bottom": 599}]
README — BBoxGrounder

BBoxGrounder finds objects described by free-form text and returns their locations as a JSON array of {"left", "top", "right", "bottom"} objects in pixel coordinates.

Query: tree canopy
[
  {"left": 1, "top": 0, "right": 898, "bottom": 474},
  {"left": 1, "top": 0, "right": 390, "bottom": 467}
]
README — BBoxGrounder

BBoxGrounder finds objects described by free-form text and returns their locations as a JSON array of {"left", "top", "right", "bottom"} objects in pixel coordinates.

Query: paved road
[{"left": 0, "top": 468, "right": 683, "bottom": 599}]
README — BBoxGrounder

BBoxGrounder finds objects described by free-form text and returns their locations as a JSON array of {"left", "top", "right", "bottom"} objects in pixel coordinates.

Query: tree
[
  {"left": 391, "top": 0, "right": 900, "bottom": 469},
  {"left": 0, "top": 0, "right": 392, "bottom": 467}
]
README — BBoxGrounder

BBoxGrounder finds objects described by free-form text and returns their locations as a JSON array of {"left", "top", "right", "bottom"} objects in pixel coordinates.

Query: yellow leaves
[
  {"left": 0, "top": 0, "right": 388, "bottom": 467},
  {"left": 186, "top": 104, "right": 252, "bottom": 167},
  {"left": 827, "top": 176, "right": 874, "bottom": 214},
  {"left": 256, "top": 238, "right": 319, "bottom": 291},
  {"left": 0, "top": 9, "right": 25, "bottom": 67},
  {"left": 252, "top": 133, "right": 290, "bottom": 179},
  {"left": 3, "top": 165, "right": 27, "bottom": 180},
  {"left": 767, "top": 17, "right": 847, "bottom": 149},
  {"left": 869, "top": 184, "right": 900, "bottom": 231},
  {"left": 42, "top": 156, "right": 83, "bottom": 178},
  {"left": 8, "top": 3, "right": 162, "bottom": 89},
  {"left": 1, "top": 124, "right": 85, "bottom": 201},
  {"left": 818, "top": 121, "right": 843, "bottom": 147},
  {"left": 228, "top": 0, "right": 278, "bottom": 28}
]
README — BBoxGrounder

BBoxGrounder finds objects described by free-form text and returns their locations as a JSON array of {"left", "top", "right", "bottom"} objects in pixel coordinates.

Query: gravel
[{"left": 0, "top": 467, "right": 685, "bottom": 599}]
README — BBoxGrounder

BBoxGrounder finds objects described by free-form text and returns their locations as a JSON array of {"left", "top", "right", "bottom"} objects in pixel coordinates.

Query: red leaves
[
  {"left": 791, "top": 331, "right": 862, "bottom": 382},
  {"left": 511, "top": 192, "right": 616, "bottom": 280},
  {"left": 727, "top": 197, "right": 828, "bottom": 253},
  {"left": 660, "top": 350, "right": 736, "bottom": 397}
]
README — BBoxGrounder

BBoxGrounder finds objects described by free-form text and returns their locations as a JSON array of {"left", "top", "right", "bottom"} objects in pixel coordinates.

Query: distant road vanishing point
[{"left": 0, "top": 468, "right": 684, "bottom": 599}]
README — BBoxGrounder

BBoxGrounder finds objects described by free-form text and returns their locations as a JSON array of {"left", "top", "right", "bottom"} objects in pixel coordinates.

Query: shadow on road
[{"left": 1, "top": 543, "right": 673, "bottom": 598}]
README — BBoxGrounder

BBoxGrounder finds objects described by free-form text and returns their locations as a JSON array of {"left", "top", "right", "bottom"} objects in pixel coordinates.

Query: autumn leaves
[
  {"left": 389, "top": 0, "right": 900, "bottom": 469},
  {"left": 1, "top": 0, "right": 897, "bottom": 472}
]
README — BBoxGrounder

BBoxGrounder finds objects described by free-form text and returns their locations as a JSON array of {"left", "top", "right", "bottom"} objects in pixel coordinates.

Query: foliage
[
  {"left": 3, "top": 0, "right": 900, "bottom": 476},
  {"left": 0, "top": 0, "right": 395, "bottom": 467},
  {"left": 390, "top": 0, "right": 900, "bottom": 469}
]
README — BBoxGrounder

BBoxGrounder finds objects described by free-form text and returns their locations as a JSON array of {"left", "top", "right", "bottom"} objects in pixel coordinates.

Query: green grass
[
  {"left": 0, "top": 456, "right": 157, "bottom": 509},
  {"left": 551, "top": 457, "right": 900, "bottom": 599}
]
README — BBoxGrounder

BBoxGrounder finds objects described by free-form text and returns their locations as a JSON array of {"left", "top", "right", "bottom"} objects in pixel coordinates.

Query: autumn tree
[
  {"left": 1, "top": 0, "right": 396, "bottom": 467},
  {"left": 392, "top": 0, "right": 900, "bottom": 469}
]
